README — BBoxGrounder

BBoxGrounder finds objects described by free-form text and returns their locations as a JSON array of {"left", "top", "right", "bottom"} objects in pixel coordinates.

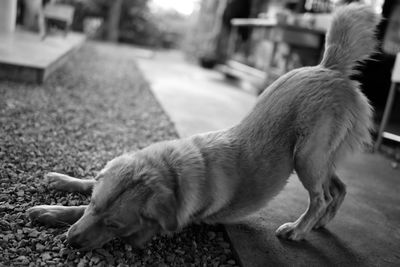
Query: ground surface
[
  {"left": 227, "top": 153, "right": 400, "bottom": 267},
  {"left": 135, "top": 50, "right": 256, "bottom": 136},
  {"left": 0, "top": 42, "right": 238, "bottom": 266},
  {"left": 134, "top": 50, "right": 400, "bottom": 267}
]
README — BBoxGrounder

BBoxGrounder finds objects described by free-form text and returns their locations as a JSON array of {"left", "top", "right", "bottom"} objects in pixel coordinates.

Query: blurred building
[{"left": 193, "top": 0, "right": 400, "bottom": 128}]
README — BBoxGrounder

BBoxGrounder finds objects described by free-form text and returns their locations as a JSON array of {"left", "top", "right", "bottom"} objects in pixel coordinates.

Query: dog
[{"left": 27, "top": 4, "right": 380, "bottom": 250}]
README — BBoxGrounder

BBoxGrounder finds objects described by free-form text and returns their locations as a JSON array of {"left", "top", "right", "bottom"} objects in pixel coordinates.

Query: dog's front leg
[
  {"left": 27, "top": 205, "right": 87, "bottom": 227},
  {"left": 45, "top": 172, "right": 95, "bottom": 194}
]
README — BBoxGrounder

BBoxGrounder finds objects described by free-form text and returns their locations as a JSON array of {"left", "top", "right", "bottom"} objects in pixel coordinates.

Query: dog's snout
[
  {"left": 68, "top": 239, "right": 83, "bottom": 249},
  {"left": 67, "top": 224, "right": 85, "bottom": 249},
  {"left": 66, "top": 233, "right": 82, "bottom": 249}
]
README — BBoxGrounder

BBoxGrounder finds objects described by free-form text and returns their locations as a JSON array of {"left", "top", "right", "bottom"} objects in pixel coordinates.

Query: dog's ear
[{"left": 144, "top": 184, "right": 178, "bottom": 232}]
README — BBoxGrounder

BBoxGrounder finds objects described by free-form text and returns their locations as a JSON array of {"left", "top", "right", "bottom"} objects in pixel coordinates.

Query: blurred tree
[
  {"left": 118, "top": 0, "right": 161, "bottom": 46},
  {"left": 70, "top": 0, "right": 153, "bottom": 43},
  {"left": 106, "top": 0, "right": 123, "bottom": 42},
  {"left": 150, "top": 9, "right": 188, "bottom": 48},
  {"left": 69, "top": 0, "right": 188, "bottom": 48},
  {"left": 88, "top": 0, "right": 143, "bottom": 42}
]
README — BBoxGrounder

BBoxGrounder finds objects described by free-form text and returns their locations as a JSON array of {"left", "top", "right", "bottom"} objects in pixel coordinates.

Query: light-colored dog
[{"left": 28, "top": 4, "right": 380, "bottom": 250}]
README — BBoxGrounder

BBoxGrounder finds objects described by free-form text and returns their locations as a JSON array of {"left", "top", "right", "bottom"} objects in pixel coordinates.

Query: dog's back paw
[{"left": 276, "top": 222, "right": 307, "bottom": 241}]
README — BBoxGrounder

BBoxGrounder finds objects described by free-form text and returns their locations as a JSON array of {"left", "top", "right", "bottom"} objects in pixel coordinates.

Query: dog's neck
[
  {"left": 154, "top": 139, "right": 207, "bottom": 228},
  {"left": 162, "top": 131, "right": 242, "bottom": 226}
]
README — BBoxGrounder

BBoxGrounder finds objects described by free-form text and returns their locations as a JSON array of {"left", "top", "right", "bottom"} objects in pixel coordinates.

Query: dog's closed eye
[{"left": 104, "top": 218, "right": 124, "bottom": 230}]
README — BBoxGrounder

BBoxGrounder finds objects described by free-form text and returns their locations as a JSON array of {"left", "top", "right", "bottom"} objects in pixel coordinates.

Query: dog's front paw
[
  {"left": 276, "top": 222, "right": 306, "bottom": 241},
  {"left": 27, "top": 205, "right": 66, "bottom": 227},
  {"left": 44, "top": 172, "right": 77, "bottom": 192}
]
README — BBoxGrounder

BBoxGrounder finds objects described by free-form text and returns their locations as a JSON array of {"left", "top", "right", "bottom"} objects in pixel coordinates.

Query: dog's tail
[{"left": 320, "top": 4, "right": 380, "bottom": 76}]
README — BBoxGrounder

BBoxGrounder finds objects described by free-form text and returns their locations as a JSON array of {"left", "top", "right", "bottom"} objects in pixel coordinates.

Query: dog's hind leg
[
  {"left": 314, "top": 173, "right": 346, "bottom": 229},
  {"left": 276, "top": 121, "right": 334, "bottom": 241},
  {"left": 276, "top": 161, "right": 331, "bottom": 240},
  {"left": 44, "top": 172, "right": 95, "bottom": 194},
  {"left": 27, "top": 205, "right": 87, "bottom": 227}
]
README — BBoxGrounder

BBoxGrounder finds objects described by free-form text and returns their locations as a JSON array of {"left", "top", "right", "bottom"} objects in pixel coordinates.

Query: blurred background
[{"left": 1, "top": 0, "right": 400, "bottom": 144}]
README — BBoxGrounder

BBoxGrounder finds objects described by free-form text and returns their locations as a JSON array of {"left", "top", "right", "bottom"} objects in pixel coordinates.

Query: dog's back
[{"left": 238, "top": 4, "right": 379, "bottom": 164}]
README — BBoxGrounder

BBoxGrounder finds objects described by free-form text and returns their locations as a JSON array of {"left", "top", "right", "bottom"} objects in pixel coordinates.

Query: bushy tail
[{"left": 320, "top": 4, "right": 380, "bottom": 76}]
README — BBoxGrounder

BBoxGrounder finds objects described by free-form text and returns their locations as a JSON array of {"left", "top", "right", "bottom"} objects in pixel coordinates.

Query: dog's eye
[{"left": 104, "top": 219, "right": 122, "bottom": 229}]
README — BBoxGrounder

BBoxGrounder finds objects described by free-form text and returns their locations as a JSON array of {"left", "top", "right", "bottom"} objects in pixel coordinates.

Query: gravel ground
[{"left": 0, "top": 42, "right": 239, "bottom": 267}]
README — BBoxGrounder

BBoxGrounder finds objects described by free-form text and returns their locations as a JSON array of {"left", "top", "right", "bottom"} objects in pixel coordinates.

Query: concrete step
[{"left": 0, "top": 28, "right": 85, "bottom": 83}]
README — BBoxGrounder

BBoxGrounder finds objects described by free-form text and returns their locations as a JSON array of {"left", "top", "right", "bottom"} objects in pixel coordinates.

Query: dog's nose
[
  {"left": 68, "top": 239, "right": 82, "bottom": 249},
  {"left": 67, "top": 224, "right": 84, "bottom": 249}
]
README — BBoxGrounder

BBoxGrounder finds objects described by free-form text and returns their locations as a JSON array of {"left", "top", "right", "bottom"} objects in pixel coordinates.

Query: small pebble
[
  {"left": 36, "top": 243, "right": 46, "bottom": 252},
  {"left": 166, "top": 255, "right": 175, "bottom": 262},
  {"left": 90, "top": 256, "right": 101, "bottom": 265},
  {"left": 175, "top": 249, "right": 185, "bottom": 255},
  {"left": 77, "top": 258, "right": 88, "bottom": 267},
  {"left": 28, "top": 230, "right": 40, "bottom": 238},
  {"left": 41, "top": 252, "right": 52, "bottom": 261},
  {"left": 220, "top": 242, "right": 230, "bottom": 249},
  {"left": 207, "top": 231, "right": 216, "bottom": 240},
  {"left": 16, "top": 255, "right": 30, "bottom": 265}
]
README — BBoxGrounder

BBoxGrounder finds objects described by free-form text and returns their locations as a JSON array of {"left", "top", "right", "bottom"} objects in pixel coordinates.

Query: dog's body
[{"left": 28, "top": 4, "right": 380, "bottom": 250}]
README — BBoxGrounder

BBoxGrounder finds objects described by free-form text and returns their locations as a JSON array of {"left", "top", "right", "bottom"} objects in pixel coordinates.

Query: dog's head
[{"left": 66, "top": 150, "right": 179, "bottom": 250}]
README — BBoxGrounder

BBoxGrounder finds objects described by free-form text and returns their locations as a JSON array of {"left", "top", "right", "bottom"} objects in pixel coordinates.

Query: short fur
[{"left": 27, "top": 4, "right": 380, "bottom": 249}]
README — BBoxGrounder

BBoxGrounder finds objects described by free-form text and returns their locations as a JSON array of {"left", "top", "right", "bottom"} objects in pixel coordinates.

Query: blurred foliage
[
  {"left": 66, "top": 0, "right": 187, "bottom": 48},
  {"left": 119, "top": 0, "right": 160, "bottom": 47},
  {"left": 149, "top": 9, "right": 190, "bottom": 49}
]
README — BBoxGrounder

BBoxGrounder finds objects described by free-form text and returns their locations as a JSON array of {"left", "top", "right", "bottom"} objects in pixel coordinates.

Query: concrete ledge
[
  {"left": 0, "top": 29, "right": 85, "bottom": 83},
  {"left": 0, "top": 62, "right": 43, "bottom": 83}
]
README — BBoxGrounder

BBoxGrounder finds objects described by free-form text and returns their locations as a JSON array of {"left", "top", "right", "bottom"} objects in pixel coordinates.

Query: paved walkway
[
  {"left": 136, "top": 51, "right": 256, "bottom": 137},
  {"left": 135, "top": 49, "right": 400, "bottom": 267}
]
